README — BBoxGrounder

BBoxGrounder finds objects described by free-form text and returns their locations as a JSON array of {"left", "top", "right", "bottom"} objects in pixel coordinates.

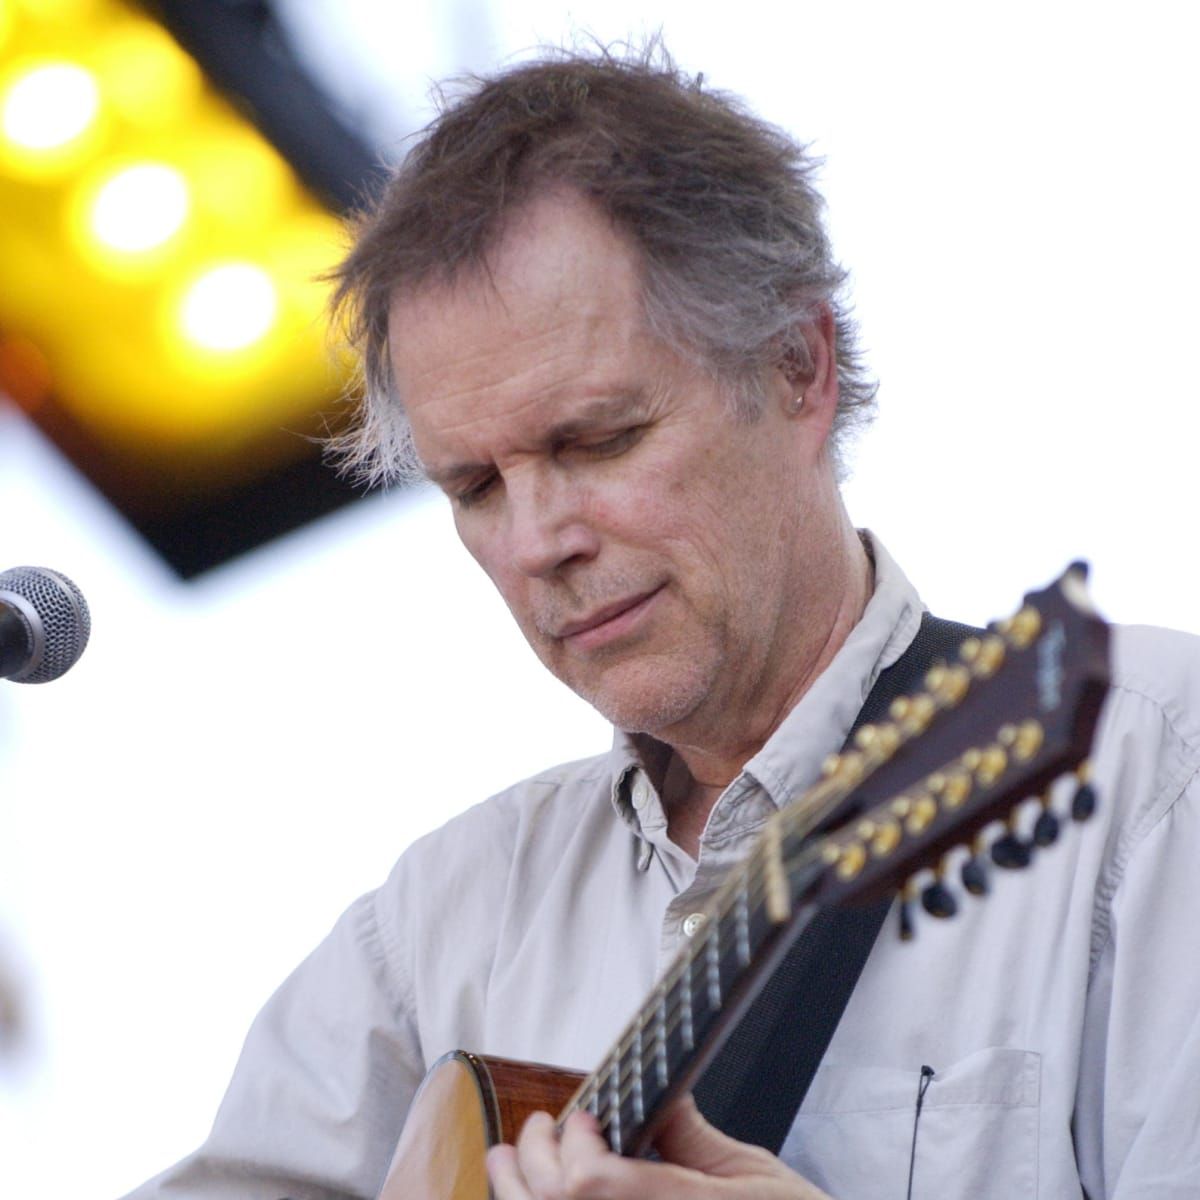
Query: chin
[{"left": 569, "top": 658, "right": 714, "bottom": 737}]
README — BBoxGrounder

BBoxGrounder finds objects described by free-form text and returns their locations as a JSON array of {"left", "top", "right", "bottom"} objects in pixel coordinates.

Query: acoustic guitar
[{"left": 378, "top": 565, "right": 1111, "bottom": 1199}]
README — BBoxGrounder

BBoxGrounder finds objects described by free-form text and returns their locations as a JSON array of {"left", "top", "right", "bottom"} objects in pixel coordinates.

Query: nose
[{"left": 504, "top": 465, "right": 599, "bottom": 578}]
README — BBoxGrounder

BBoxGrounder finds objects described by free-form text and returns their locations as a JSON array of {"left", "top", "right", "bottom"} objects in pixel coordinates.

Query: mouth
[{"left": 556, "top": 587, "right": 664, "bottom": 650}]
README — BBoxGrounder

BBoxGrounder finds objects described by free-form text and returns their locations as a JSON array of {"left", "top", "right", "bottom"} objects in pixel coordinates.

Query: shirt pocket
[{"left": 782, "top": 1047, "right": 1042, "bottom": 1200}]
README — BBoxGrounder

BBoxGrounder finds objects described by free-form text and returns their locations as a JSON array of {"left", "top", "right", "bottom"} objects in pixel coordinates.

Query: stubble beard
[
  {"left": 520, "top": 573, "right": 730, "bottom": 737},
  {"left": 546, "top": 631, "right": 726, "bottom": 738}
]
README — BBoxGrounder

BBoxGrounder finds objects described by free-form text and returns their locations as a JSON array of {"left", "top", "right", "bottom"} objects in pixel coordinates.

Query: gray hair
[{"left": 328, "top": 44, "right": 876, "bottom": 486}]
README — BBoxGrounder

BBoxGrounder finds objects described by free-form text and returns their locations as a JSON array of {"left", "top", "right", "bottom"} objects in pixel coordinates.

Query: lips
[{"left": 554, "top": 587, "right": 663, "bottom": 644}]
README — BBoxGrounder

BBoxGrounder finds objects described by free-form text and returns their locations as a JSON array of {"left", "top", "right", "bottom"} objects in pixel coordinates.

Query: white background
[{"left": 1, "top": 2, "right": 1198, "bottom": 1195}]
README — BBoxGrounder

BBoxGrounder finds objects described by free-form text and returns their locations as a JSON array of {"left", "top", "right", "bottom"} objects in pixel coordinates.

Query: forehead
[{"left": 386, "top": 191, "right": 659, "bottom": 463}]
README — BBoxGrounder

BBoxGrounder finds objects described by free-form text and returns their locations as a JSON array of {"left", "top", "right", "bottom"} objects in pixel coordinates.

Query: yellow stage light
[
  {"left": 179, "top": 262, "right": 278, "bottom": 353},
  {"left": 18, "top": 0, "right": 99, "bottom": 18},
  {"left": 1, "top": 59, "right": 98, "bottom": 149},
  {"left": 0, "top": 0, "right": 357, "bottom": 499},
  {"left": 90, "top": 162, "right": 189, "bottom": 253},
  {"left": 94, "top": 19, "right": 202, "bottom": 130}
]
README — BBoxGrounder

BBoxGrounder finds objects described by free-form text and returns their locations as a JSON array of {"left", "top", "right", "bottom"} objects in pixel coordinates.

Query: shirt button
[
  {"left": 632, "top": 776, "right": 653, "bottom": 811},
  {"left": 682, "top": 912, "right": 707, "bottom": 938}
]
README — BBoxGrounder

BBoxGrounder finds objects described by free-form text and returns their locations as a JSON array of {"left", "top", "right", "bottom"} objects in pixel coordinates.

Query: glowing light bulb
[
  {"left": 91, "top": 164, "right": 189, "bottom": 253},
  {"left": 180, "top": 264, "right": 277, "bottom": 352},
  {"left": 1, "top": 62, "right": 99, "bottom": 151}
]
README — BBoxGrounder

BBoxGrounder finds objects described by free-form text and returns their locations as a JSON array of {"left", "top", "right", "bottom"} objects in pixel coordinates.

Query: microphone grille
[{"left": 0, "top": 566, "right": 91, "bottom": 683}]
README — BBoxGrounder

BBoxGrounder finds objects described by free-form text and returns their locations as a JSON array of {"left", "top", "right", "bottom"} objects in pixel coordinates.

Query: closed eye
[
  {"left": 565, "top": 426, "right": 645, "bottom": 458},
  {"left": 452, "top": 472, "right": 499, "bottom": 509}
]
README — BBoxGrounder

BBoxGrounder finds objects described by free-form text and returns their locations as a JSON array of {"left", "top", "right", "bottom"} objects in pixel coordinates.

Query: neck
[{"left": 665, "top": 520, "right": 874, "bottom": 856}]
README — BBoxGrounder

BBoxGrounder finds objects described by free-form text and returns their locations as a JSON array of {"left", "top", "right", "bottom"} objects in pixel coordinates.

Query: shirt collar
[{"left": 608, "top": 531, "right": 925, "bottom": 838}]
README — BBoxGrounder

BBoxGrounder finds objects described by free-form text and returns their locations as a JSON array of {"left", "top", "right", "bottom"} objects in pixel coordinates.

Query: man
[{"left": 126, "top": 49, "right": 1200, "bottom": 1199}]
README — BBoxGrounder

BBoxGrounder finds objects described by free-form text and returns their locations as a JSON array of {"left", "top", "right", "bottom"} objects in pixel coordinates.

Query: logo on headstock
[{"left": 1037, "top": 620, "right": 1067, "bottom": 711}]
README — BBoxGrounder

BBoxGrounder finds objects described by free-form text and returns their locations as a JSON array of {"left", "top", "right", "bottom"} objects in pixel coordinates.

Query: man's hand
[{"left": 486, "top": 1095, "right": 833, "bottom": 1199}]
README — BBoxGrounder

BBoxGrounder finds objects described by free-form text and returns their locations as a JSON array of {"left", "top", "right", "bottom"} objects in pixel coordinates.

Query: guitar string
[
  {"left": 568, "top": 859, "right": 770, "bottom": 1126},
  {"left": 572, "top": 754, "right": 893, "bottom": 1129},
  {"left": 573, "top": 843, "right": 813, "bottom": 1136},
  {"left": 574, "top": 777, "right": 886, "bottom": 1135},
  {"left": 572, "top": 770, "right": 879, "bottom": 1135}
]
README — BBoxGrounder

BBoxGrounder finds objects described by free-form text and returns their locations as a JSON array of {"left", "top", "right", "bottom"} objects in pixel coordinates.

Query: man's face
[{"left": 388, "top": 191, "right": 838, "bottom": 744}]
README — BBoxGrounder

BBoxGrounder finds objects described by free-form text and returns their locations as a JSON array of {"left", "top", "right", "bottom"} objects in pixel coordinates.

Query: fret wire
[
  {"left": 680, "top": 962, "right": 694, "bottom": 1050},
  {"left": 735, "top": 875, "right": 751, "bottom": 965},
  {"left": 631, "top": 1024, "right": 645, "bottom": 1125},
  {"left": 705, "top": 926, "right": 721, "bottom": 1009},
  {"left": 608, "top": 1058, "right": 622, "bottom": 1152},
  {"left": 655, "top": 991, "right": 669, "bottom": 1086}
]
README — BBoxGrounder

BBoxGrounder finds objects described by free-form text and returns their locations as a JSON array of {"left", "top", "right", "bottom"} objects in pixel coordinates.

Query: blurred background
[{"left": 1, "top": 0, "right": 1197, "bottom": 1194}]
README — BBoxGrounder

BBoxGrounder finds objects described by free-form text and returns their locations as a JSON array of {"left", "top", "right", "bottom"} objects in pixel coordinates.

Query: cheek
[{"left": 455, "top": 516, "right": 520, "bottom": 604}]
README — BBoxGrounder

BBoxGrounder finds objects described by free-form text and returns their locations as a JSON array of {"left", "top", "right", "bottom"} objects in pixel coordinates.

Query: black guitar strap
[{"left": 692, "top": 612, "right": 981, "bottom": 1154}]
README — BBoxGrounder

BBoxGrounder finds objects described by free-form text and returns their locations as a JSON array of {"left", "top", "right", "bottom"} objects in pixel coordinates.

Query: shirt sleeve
[
  {"left": 119, "top": 886, "right": 425, "bottom": 1200},
  {"left": 1075, "top": 745, "right": 1200, "bottom": 1198}
]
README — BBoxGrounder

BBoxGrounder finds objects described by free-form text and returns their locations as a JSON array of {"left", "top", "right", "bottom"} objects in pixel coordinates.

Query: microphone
[{"left": 0, "top": 566, "right": 91, "bottom": 683}]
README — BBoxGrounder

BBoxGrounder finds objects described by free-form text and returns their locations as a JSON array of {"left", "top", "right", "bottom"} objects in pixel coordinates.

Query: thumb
[{"left": 652, "top": 1095, "right": 779, "bottom": 1177}]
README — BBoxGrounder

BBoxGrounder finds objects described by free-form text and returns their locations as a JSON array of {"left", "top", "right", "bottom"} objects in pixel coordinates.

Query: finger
[
  {"left": 512, "top": 1110, "right": 567, "bottom": 1196},
  {"left": 652, "top": 1095, "right": 776, "bottom": 1177},
  {"left": 486, "top": 1143, "right": 532, "bottom": 1200},
  {"left": 558, "top": 1109, "right": 607, "bottom": 1155}
]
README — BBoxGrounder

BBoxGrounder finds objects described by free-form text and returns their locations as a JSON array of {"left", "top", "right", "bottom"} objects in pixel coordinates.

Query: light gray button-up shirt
[{"left": 126, "top": 539, "right": 1200, "bottom": 1199}]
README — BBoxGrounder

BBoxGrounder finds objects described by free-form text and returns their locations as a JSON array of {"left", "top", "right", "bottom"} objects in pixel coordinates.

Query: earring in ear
[{"left": 790, "top": 392, "right": 806, "bottom": 413}]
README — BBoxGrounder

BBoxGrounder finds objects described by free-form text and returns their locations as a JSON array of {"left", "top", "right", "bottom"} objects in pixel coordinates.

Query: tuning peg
[
  {"left": 1033, "top": 794, "right": 1061, "bottom": 847},
  {"left": 990, "top": 813, "right": 1033, "bottom": 869},
  {"left": 961, "top": 634, "right": 1006, "bottom": 679},
  {"left": 854, "top": 721, "right": 902, "bottom": 758},
  {"left": 961, "top": 834, "right": 990, "bottom": 896},
  {"left": 1072, "top": 763, "right": 1097, "bottom": 821},
  {"left": 892, "top": 693, "right": 937, "bottom": 735},
  {"left": 898, "top": 881, "right": 917, "bottom": 941},
  {"left": 990, "top": 835, "right": 1032, "bottom": 869},
  {"left": 997, "top": 605, "right": 1042, "bottom": 649},
  {"left": 920, "top": 862, "right": 958, "bottom": 918}
]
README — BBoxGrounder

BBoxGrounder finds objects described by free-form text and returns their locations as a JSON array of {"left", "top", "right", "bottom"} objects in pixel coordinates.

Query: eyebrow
[{"left": 425, "top": 390, "right": 651, "bottom": 488}]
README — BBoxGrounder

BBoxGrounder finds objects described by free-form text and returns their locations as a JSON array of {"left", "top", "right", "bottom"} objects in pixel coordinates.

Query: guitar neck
[{"left": 560, "top": 836, "right": 824, "bottom": 1157}]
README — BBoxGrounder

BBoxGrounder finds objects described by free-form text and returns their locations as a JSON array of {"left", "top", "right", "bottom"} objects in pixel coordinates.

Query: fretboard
[{"left": 559, "top": 823, "right": 825, "bottom": 1157}]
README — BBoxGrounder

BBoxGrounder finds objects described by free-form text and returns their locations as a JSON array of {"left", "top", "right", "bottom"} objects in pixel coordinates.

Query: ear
[{"left": 774, "top": 303, "right": 838, "bottom": 430}]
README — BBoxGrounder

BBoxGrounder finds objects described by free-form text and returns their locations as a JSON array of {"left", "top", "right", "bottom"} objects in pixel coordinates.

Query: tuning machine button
[
  {"left": 961, "top": 834, "right": 990, "bottom": 896},
  {"left": 920, "top": 862, "right": 958, "bottom": 919},
  {"left": 1033, "top": 793, "right": 1061, "bottom": 847},
  {"left": 1072, "top": 763, "right": 1097, "bottom": 821},
  {"left": 990, "top": 812, "right": 1033, "bottom": 870},
  {"left": 898, "top": 881, "right": 917, "bottom": 941},
  {"left": 961, "top": 855, "right": 990, "bottom": 896}
]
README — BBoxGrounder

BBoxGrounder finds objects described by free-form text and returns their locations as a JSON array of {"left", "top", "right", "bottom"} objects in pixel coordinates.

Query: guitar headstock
[{"left": 790, "top": 563, "right": 1110, "bottom": 923}]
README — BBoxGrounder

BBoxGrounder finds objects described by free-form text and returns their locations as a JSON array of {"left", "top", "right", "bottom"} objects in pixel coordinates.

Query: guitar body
[{"left": 378, "top": 1051, "right": 584, "bottom": 1200}]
